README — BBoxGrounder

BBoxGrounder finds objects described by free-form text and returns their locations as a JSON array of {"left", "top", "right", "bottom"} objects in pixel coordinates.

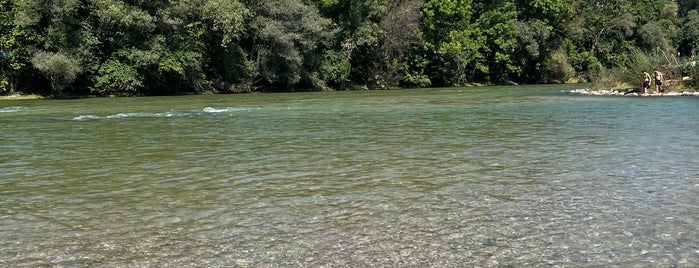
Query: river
[{"left": 1, "top": 85, "right": 697, "bottom": 267}]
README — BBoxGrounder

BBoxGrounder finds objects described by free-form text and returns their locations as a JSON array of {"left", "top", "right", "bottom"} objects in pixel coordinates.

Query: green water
[{"left": 1, "top": 85, "right": 698, "bottom": 266}]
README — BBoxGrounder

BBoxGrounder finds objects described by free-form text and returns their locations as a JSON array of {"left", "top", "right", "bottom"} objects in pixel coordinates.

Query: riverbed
[{"left": 1, "top": 85, "right": 697, "bottom": 266}]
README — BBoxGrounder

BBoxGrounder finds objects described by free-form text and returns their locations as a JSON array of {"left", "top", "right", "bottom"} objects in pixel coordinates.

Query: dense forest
[{"left": 1, "top": 0, "right": 698, "bottom": 96}]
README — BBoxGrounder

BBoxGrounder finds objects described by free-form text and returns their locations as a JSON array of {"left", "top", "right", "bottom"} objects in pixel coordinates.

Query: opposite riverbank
[
  {"left": 569, "top": 88, "right": 699, "bottom": 96},
  {"left": 0, "top": 94, "right": 44, "bottom": 100},
  {"left": 6, "top": 87, "right": 699, "bottom": 101}
]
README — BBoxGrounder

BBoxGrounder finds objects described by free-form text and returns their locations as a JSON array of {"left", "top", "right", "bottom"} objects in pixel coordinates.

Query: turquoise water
[{"left": 1, "top": 85, "right": 698, "bottom": 266}]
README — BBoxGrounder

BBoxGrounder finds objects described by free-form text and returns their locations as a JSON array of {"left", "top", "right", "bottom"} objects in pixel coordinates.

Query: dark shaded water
[{"left": 1, "top": 86, "right": 698, "bottom": 266}]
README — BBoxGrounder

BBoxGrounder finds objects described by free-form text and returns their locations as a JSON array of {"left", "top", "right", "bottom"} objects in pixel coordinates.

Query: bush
[
  {"left": 0, "top": 74, "right": 8, "bottom": 94},
  {"left": 543, "top": 49, "right": 575, "bottom": 83},
  {"left": 30, "top": 51, "right": 80, "bottom": 95},
  {"left": 591, "top": 48, "right": 685, "bottom": 91},
  {"left": 682, "top": 59, "right": 699, "bottom": 88},
  {"left": 94, "top": 59, "right": 143, "bottom": 96},
  {"left": 626, "top": 49, "right": 653, "bottom": 83},
  {"left": 570, "top": 51, "right": 603, "bottom": 82},
  {"left": 320, "top": 50, "right": 351, "bottom": 89}
]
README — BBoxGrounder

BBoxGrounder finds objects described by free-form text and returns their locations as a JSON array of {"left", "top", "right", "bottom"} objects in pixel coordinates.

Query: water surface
[{"left": 1, "top": 85, "right": 698, "bottom": 266}]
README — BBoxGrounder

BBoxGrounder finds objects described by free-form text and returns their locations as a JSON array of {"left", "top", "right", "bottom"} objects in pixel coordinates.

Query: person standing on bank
[
  {"left": 643, "top": 71, "right": 651, "bottom": 94},
  {"left": 654, "top": 71, "right": 664, "bottom": 93}
]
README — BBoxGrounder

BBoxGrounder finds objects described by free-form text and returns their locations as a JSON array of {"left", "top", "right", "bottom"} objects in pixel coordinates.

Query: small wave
[
  {"left": 202, "top": 107, "right": 247, "bottom": 113},
  {"left": 106, "top": 112, "right": 162, "bottom": 119},
  {"left": 73, "top": 115, "right": 100, "bottom": 121},
  {"left": 0, "top": 106, "right": 22, "bottom": 113},
  {"left": 77, "top": 107, "right": 246, "bottom": 120},
  {"left": 105, "top": 111, "right": 201, "bottom": 119}
]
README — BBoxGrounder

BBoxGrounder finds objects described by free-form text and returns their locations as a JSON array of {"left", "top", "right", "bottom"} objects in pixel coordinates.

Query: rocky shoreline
[{"left": 569, "top": 88, "right": 699, "bottom": 96}]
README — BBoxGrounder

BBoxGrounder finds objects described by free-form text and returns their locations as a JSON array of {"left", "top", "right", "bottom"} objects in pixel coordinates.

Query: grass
[{"left": 591, "top": 48, "right": 697, "bottom": 92}]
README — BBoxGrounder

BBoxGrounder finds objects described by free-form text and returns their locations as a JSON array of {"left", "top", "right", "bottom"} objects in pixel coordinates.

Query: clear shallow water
[{"left": 1, "top": 85, "right": 698, "bottom": 267}]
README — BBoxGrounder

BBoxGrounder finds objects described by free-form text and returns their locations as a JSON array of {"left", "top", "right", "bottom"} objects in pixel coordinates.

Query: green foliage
[
  {"left": 680, "top": 10, "right": 699, "bottom": 56},
  {"left": 678, "top": 0, "right": 699, "bottom": 16},
  {"left": 512, "top": 19, "right": 552, "bottom": 82},
  {"left": 475, "top": 1, "right": 520, "bottom": 83},
  {"left": 591, "top": 48, "right": 650, "bottom": 91},
  {"left": 1, "top": 0, "right": 15, "bottom": 93},
  {"left": 400, "top": 45, "right": 432, "bottom": 88},
  {"left": 439, "top": 27, "right": 486, "bottom": 85},
  {"left": 569, "top": 49, "right": 603, "bottom": 80},
  {"left": 92, "top": 0, "right": 155, "bottom": 33},
  {"left": 246, "top": 0, "right": 336, "bottom": 89},
  {"left": 579, "top": 1, "right": 636, "bottom": 67},
  {"left": 591, "top": 48, "right": 686, "bottom": 91},
  {"left": 3, "top": 0, "right": 699, "bottom": 95},
  {"left": 422, "top": 0, "right": 478, "bottom": 86},
  {"left": 320, "top": 50, "right": 351, "bottom": 89},
  {"left": 516, "top": 0, "right": 573, "bottom": 23},
  {"left": 632, "top": 0, "right": 666, "bottom": 25},
  {"left": 95, "top": 59, "right": 142, "bottom": 95},
  {"left": 30, "top": 50, "right": 80, "bottom": 94},
  {"left": 422, "top": 0, "right": 472, "bottom": 40},
  {"left": 374, "top": 0, "right": 423, "bottom": 87},
  {"left": 542, "top": 49, "right": 575, "bottom": 83},
  {"left": 201, "top": 0, "right": 249, "bottom": 46},
  {"left": 207, "top": 44, "right": 253, "bottom": 92},
  {"left": 638, "top": 21, "right": 675, "bottom": 52}
]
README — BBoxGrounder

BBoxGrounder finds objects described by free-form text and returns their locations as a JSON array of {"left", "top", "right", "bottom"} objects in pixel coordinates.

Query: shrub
[
  {"left": 30, "top": 51, "right": 80, "bottom": 95},
  {"left": 682, "top": 59, "right": 699, "bottom": 88},
  {"left": 591, "top": 48, "right": 687, "bottom": 92},
  {"left": 543, "top": 49, "right": 575, "bottom": 83},
  {"left": 320, "top": 50, "right": 351, "bottom": 89},
  {"left": 94, "top": 59, "right": 143, "bottom": 96}
]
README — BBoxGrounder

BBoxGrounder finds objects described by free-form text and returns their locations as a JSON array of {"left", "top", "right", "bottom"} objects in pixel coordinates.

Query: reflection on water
[{"left": 1, "top": 86, "right": 698, "bottom": 266}]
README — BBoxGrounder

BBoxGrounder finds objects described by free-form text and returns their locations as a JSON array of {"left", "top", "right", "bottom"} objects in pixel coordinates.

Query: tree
[
  {"left": 512, "top": 0, "right": 573, "bottom": 83},
  {"left": 0, "top": 0, "right": 22, "bottom": 94},
  {"left": 422, "top": 0, "right": 481, "bottom": 86},
  {"left": 515, "top": 0, "right": 573, "bottom": 24},
  {"left": 474, "top": 0, "right": 519, "bottom": 83},
  {"left": 680, "top": 9, "right": 699, "bottom": 56},
  {"left": 94, "top": 58, "right": 142, "bottom": 95},
  {"left": 314, "top": 0, "right": 424, "bottom": 88},
  {"left": 5, "top": 0, "right": 699, "bottom": 95},
  {"left": 244, "top": 0, "right": 336, "bottom": 90},
  {"left": 514, "top": 19, "right": 551, "bottom": 83},
  {"left": 579, "top": 1, "right": 636, "bottom": 66},
  {"left": 637, "top": 21, "right": 674, "bottom": 52},
  {"left": 678, "top": 0, "right": 699, "bottom": 16},
  {"left": 30, "top": 51, "right": 80, "bottom": 95},
  {"left": 631, "top": 0, "right": 666, "bottom": 26},
  {"left": 438, "top": 27, "right": 486, "bottom": 85},
  {"left": 635, "top": 1, "right": 679, "bottom": 55},
  {"left": 542, "top": 48, "right": 575, "bottom": 83},
  {"left": 372, "top": 0, "right": 423, "bottom": 87},
  {"left": 13, "top": 0, "right": 94, "bottom": 94},
  {"left": 200, "top": 0, "right": 249, "bottom": 47},
  {"left": 89, "top": 0, "right": 157, "bottom": 95}
]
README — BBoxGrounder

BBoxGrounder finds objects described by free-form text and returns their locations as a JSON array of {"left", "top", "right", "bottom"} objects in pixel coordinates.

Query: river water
[{"left": 1, "top": 85, "right": 698, "bottom": 267}]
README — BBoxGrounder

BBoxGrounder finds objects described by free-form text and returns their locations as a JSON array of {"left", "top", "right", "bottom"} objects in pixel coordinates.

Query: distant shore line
[
  {"left": 569, "top": 88, "right": 699, "bottom": 97},
  {"left": 0, "top": 93, "right": 44, "bottom": 100},
  {"left": 5, "top": 88, "right": 699, "bottom": 101}
]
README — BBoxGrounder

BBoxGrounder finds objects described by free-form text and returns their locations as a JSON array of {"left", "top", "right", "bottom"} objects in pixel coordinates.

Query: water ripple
[{"left": 2, "top": 88, "right": 698, "bottom": 267}]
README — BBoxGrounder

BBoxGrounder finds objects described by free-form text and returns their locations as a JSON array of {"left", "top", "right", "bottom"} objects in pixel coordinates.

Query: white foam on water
[
  {"left": 0, "top": 106, "right": 22, "bottom": 113},
  {"left": 106, "top": 112, "right": 161, "bottom": 119},
  {"left": 73, "top": 115, "right": 100, "bottom": 121},
  {"left": 75, "top": 107, "right": 248, "bottom": 120},
  {"left": 203, "top": 107, "right": 247, "bottom": 113}
]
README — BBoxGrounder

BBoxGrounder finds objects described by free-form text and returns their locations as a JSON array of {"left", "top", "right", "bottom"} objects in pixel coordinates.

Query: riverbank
[
  {"left": 569, "top": 88, "right": 699, "bottom": 96},
  {"left": 0, "top": 93, "right": 44, "bottom": 100}
]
